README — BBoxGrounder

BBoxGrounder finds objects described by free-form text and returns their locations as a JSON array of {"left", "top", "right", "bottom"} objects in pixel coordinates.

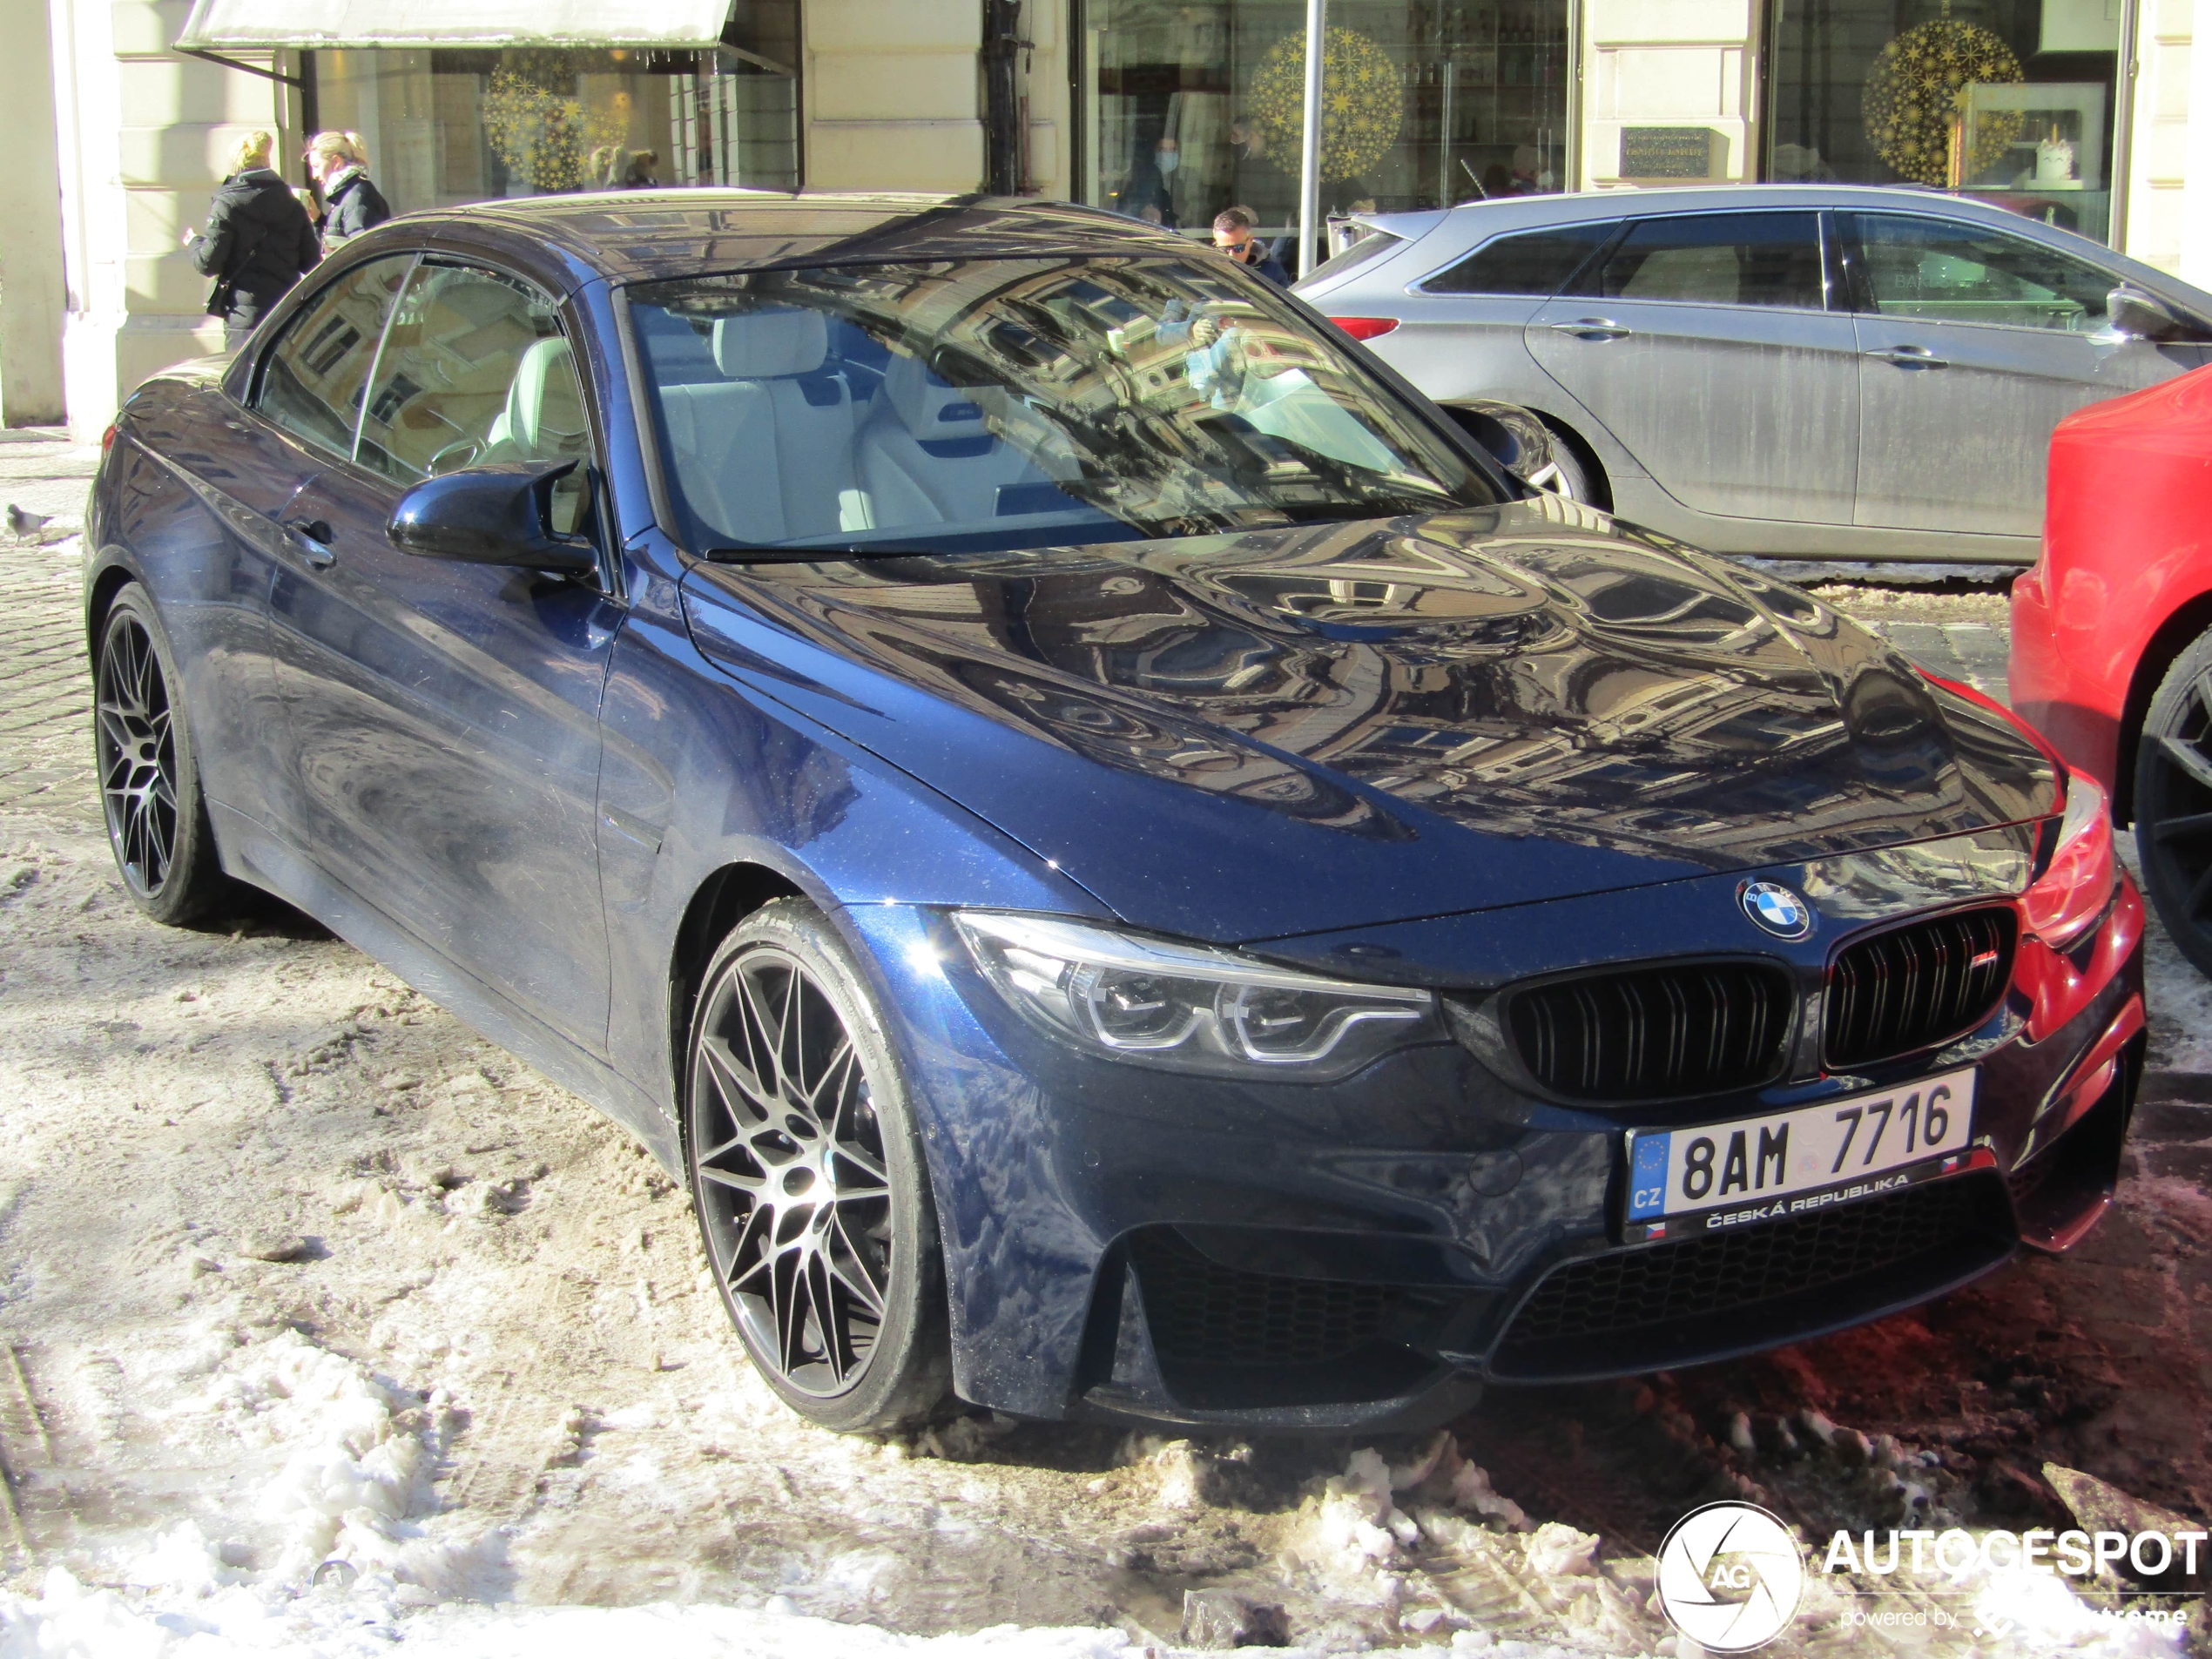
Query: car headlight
[
  {"left": 2021, "top": 770, "right": 2117, "bottom": 948},
  {"left": 951, "top": 911, "right": 1442, "bottom": 1080}
]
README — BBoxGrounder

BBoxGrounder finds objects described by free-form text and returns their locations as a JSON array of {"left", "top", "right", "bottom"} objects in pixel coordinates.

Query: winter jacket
[
  {"left": 189, "top": 169, "right": 320, "bottom": 322},
  {"left": 321, "top": 168, "right": 393, "bottom": 248}
]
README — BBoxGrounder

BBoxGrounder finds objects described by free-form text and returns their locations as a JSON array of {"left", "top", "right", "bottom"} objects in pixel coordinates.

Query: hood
[{"left": 679, "top": 501, "right": 2055, "bottom": 942}]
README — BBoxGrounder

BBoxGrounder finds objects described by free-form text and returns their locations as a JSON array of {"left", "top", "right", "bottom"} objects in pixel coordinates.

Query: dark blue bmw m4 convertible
[{"left": 88, "top": 193, "right": 2146, "bottom": 1433}]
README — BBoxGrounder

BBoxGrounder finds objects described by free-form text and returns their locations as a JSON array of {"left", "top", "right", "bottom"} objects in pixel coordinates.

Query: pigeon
[{"left": 6, "top": 504, "right": 52, "bottom": 538}]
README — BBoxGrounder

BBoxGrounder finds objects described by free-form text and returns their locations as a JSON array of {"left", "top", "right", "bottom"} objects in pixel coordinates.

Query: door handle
[
  {"left": 1863, "top": 344, "right": 1948, "bottom": 368},
  {"left": 1548, "top": 318, "right": 1631, "bottom": 341},
  {"left": 285, "top": 517, "right": 336, "bottom": 568}
]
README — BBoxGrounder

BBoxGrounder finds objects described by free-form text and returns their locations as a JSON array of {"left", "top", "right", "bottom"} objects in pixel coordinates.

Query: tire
[
  {"left": 1519, "top": 439, "right": 1592, "bottom": 502},
  {"left": 92, "top": 583, "right": 229, "bottom": 927},
  {"left": 2134, "top": 628, "right": 2212, "bottom": 978},
  {"left": 684, "top": 898, "right": 952, "bottom": 1432}
]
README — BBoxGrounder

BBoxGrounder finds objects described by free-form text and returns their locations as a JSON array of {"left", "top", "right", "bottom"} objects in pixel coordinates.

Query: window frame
[
  {"left": 619, "top": 251, "right": 1523, "bottom": 558},
  {"left": 1833, "top": 209, "right": 2125, "bottom": 333},
  {"left": 1416, "top": 219, "right": 1624, "bottom": 300},
  {"left": 1569, "top": 208, "right": 1837, "bottom": 314},
  {"left": 252, "top": 249, "right": 621, "bottom": 594},
  {"left": 246, "top": 251, "right": 421, "bottom": 465}
]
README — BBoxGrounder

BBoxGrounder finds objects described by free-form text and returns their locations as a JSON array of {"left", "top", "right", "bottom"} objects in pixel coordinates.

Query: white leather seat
[
  {"left": 651, "top": 308, "right": 870, "bottom": 545},
  {"left": 481, "top": 337, "right": 590, "bottom": 465},
  {"left": 854, "top": 354, "right": 1051, "bottom": 529},
  {"left": 657, "top": 379, "right": 785, "bottom": 541}
]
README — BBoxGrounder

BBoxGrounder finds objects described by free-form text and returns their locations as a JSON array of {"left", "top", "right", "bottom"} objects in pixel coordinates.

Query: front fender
[{"left": 594, "top": 590, "right": 1104, "bottom": 1127}]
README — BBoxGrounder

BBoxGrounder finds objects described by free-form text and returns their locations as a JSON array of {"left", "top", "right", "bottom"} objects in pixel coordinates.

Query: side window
[
  {"left": 1845, "top": 213, "right": 2114, "bottom": 332},
  {"left": 1426, "top": 223, "right": 1612, "bottom": 296},
  {"left": 1581, "top": 212, "right": 1826, "bottom": 310},
  {"left": 253, "top": 256, "right": 415, "bottom": 459},
  {"left": 357, "top": 262, "right": 594, "bottom": 531}
]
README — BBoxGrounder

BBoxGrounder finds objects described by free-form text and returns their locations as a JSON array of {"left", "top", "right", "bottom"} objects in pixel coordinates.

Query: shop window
[
  {"left": 1079, "top": 1, "right": 1573, "bottom": 246},
  {"left": 1767, "top": 0, "right": 2121, "bottom": 245},
  {"left": 307, "top": 42, "right": 798, "bottom": 216}
]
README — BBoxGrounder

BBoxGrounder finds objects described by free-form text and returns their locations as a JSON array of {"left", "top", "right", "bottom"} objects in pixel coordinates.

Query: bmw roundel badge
[{"left": 1739, "top": 880, "right": 1814, "bottom": 941}]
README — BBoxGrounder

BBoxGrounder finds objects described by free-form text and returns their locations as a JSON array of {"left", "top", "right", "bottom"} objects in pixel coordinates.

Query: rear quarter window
[{"left": 1424, "top": 222, "right": 1614, "bottom": 296}]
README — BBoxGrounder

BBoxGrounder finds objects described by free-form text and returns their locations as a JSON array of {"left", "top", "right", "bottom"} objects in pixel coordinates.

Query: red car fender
[{"left": 2010, "top": 364, "right": 2212, "bottom": 802}]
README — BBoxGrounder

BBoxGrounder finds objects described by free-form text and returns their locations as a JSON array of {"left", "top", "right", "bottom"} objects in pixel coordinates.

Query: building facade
[{"left": 2, "top": 0, "right": 2202, "bottom": 436}]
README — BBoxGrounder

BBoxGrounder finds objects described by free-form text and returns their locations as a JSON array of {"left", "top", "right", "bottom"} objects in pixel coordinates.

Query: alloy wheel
[
  {"left": 2139, "top": 658, "right": 2212, "bottom": 969},
  {"left": 690, "top": 946, "right": 896, "bottom": 1397},
  {"left": 95, "top": 610, "right": 179, "bottom": 898}
]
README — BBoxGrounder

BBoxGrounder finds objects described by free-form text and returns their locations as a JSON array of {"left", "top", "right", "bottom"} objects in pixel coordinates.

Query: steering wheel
[{"left": 425, "top": 437, "right": 484, "bottom": 476}]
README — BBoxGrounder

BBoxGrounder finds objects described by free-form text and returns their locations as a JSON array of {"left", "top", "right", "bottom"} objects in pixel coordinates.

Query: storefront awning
[{"left": 175, "top": 0, "right": 738, "bottom": 51}]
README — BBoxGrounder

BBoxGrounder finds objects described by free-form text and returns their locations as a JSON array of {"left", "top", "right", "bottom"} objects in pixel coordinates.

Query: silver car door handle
[
  {"left": 1863, "top": 345, "right": 1948, "bottom": 368},
  {"left": 285, "top": 517, "right": 336, "bottom": 568},
  {"left": 1548, "top": 318, "right": 1631, "bottom": 341}
]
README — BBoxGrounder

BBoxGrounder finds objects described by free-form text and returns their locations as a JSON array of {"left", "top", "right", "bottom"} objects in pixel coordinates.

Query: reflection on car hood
[{"left": 681, "top": 498, "right": 2056, "bottom": 941}]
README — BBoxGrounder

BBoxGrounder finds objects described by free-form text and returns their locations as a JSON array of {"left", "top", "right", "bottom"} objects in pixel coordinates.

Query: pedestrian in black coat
[
  {"left": 182, "top": 131, "right": 320, "bottom": 348},
  {"left": 306, "top": 131, "right": 393, "bottom": 250}
]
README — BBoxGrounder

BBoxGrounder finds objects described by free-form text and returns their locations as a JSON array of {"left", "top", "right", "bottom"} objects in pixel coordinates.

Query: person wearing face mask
[{"left": 1112, "top": 133, "right": 1182, "bottom": 228}]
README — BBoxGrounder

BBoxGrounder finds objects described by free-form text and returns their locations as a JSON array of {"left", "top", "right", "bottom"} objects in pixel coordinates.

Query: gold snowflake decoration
[
  {"left": 1249, "top": 26, "right": 1405, "bottom": 184},
  {"left": 1862, "top": 16, "right": 2022, "bottom": 185}
]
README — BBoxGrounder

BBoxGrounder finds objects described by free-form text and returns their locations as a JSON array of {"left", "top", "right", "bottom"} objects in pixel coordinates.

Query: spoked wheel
[
  {"left": 93, "top": 584, "right": 226, "bottom": 925},
  {"left": 2136, "top": 630, "right": 2212, "bottom": 977},
  {"left": 685, "top": 900, "right": 949, "bottom": 1431}
]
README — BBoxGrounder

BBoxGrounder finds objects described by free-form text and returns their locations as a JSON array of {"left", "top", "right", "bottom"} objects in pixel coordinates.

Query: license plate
[{"left": 1622, "top": 1067, "right": 1976, "bottom": 1242}]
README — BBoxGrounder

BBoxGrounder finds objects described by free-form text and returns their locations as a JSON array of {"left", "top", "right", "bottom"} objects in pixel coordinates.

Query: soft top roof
[{"left": 395, "top": 192, "right": 1198, "bottom": 287}]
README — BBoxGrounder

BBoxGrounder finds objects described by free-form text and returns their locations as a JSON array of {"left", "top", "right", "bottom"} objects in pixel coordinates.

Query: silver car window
[
  {"left": 1424, "top": 222, "right": 1613, "bottom": 296},
  {"left": 1581, "top": 212, "right": 1825, "bottom": 310},
  {"left": 1844, "top": 212, "right": 2113, "bottom": 332}
]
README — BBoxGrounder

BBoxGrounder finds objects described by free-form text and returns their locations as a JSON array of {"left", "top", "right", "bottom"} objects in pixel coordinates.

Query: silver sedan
[{"left": 1295, "top": 185, "right": 2212, "bottom": 563}]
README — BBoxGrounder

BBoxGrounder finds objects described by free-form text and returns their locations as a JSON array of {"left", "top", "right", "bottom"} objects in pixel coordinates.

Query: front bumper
[{"left": 842, "top": 875, "right": 2145, "bottom": 1432}]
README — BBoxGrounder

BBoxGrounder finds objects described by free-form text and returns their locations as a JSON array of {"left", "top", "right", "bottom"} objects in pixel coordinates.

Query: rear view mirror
[
  {"left": 2105, "top": 286, "right": 2199, "bottom": 343},
  {"left": 387, "top": 459, "right": 598, "bottom": 577}
]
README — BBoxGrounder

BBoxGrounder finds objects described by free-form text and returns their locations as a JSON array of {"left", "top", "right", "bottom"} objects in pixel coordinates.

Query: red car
[{"left": 2012, "top": 363, "right": 2212, "bottom": 975}]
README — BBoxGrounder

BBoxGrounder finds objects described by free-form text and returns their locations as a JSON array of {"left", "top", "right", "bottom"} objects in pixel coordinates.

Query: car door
[
  {"left": 1525, "top": 210, "right": 1860, "bottom": 524},
  {"left": 266, "top": 256, "right": 621, "bottom": 1055},
  {"left": 1844, "top": 210, "right": 2212, "bottom": 536},
  {"left": 162, "top": 254, "right": 413, "bottom": 843}
]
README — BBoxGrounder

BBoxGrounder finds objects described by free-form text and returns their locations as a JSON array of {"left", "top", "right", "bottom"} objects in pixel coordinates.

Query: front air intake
[
  {"left": 1824, "top": 907, "right": 2016, "bottom": 1069},
  {"left": 1503, "top": 961, "right": 1794, "bottom": 1103}
]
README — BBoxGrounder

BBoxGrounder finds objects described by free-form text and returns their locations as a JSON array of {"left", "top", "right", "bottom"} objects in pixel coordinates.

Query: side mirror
[
  {"left": 2105, "top": 286, "right": 2194, "bottom": 343},
  {"left": 387, "top": 459, "right": 598, "bottom": 577}
]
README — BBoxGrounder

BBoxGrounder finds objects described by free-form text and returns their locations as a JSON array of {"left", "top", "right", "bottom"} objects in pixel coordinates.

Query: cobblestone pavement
[{"left": 0, "top": 433, "right": 98, "bottom": 822}]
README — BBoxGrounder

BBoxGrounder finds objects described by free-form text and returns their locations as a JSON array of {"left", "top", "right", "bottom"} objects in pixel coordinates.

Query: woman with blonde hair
[
  {"left": 305, "top": 130, "right": 392, "bottom": 249},
  {"left": 180, "top": 129, "right": 320, "bottom": 346}
]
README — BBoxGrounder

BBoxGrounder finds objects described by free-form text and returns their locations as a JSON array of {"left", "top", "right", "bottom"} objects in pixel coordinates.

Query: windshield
[{"left": 627, "top": 255, "right": 1501, "bottom": 556}]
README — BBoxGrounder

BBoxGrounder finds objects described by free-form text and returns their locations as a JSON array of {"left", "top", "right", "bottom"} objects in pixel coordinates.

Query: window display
[
  {"left": 1768, "top": 0, "right": 2122, "bottom": 245},
  {"left": 1079, "top": 0, "right": 1572, "bottom": 248},
  {"left": 308, "top": 44, "right": 798, "bottom": 212}
]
